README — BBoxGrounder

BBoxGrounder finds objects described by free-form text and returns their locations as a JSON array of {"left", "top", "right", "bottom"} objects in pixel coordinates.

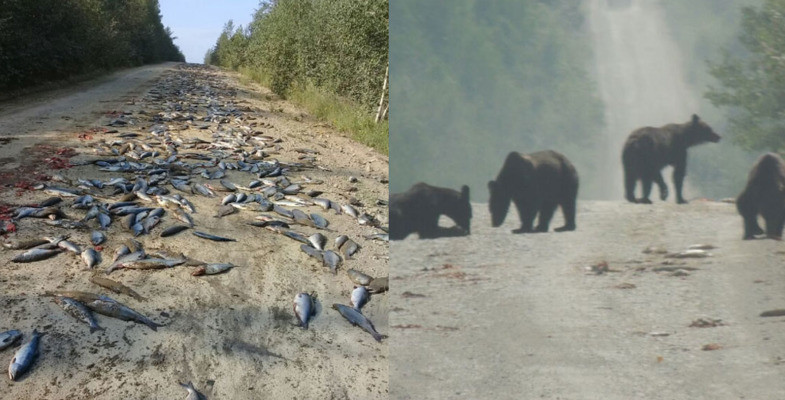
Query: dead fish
[
  {"left": 81, "top": 248, "right": 101, "bottom": 269},
  {"left": 273, "top": 205, "right": 294, "bottom": 219},
  {"left": 97, "top": 212, "right": 111, "bottom": 229},
  {"left": 53, "top": 296, "right": 104, "bottom": 333},
  {"left": 351, "top": 286, "right": 370, "bottom": 311},
  {"left": 106, "top": 250, "right": 146, "bottom": 274},
  {"left": 308, "top": 233, "right": 326, "bottom": 251},
  {"left": 221, "top": 193, "right": 237, "bottom": 205},
  {"left": 667, "top": 249, "right": 712, "bottom": 259},
  {"left": 57, "top": 239, "right": 82, "bottom": 254},
  {"left": 84, "top": 295, "right": 161, "bottom": 331},
  {"left": 213, "top": 204, "right": 237, "bottom": 218},
  {"left": 335, "top": 235, "right": 348, "bottom": 249},
  {"left": 291, "top": 209, "right": 313, "bottom": 227},
  {"left": 300, "top": 244, "right": 324, "bottom": 262},
  {"left": 38, "top": 197, "right": 62, "bottom": 207},
  {"left": 219, "top": 179, "right": 237, "bottom": 191},
  {"left": 192, "top": 231, "right": 236, "bottom": 242},
  {"left": 172, "top": 208, "right": 194, "bottom": 227},
  {"left": 332, "top": 304, "right": 382, "bottom": 342},
  {"left": 310, "top": 213, "right": 329, "bottom": 229},
  {"left": 192, "top": 263, "right": 235, "bottom": 276},
  {"left": 339, "top": 238, "right": 360, "bottom": 258},
  {"left": 160, "top": 225, "right": 190, "bottom": 237},
  {"left": 179, "top": 381, "right": 205, "bottom": 400},
  {"left": 347, "top": 269, "right": 373, "bottom": 286},
  {"left": 142, "top": 215, "right": 161, "bottom": 233},
  {"left": 91, "top": 231, "right": 106, "bottom": 246},
  {"left": 0, "top": 330, "right": 22, "bottom": 351},
  {"left": 341, "top": 204, "right": 359, "bottom": 218},
  {"left": 322, "top": 250, "right": 342, "bottom": 274},
  {"left": 293, "top": 292, "right": 316, "bottom": 329},
  {"left": 45, "top": 219, "right": 88, "bottom": 229},
  {"left": 313, "top": 198, "right": 331, "bottom": 211},
  {"left": 112, "top": 245, "right": 130, "bottom": 262},
  {"left": 12, "top": 248, "right": 63, "bottom": 263},
  {"left": 120, "top": 258, "right": 185, "bottom": 270},
  {"left": 89, "top": 275, "right": 147, "bottom": 302},
  {"left": 8, "top": 329, "right": 42, "bottom": 380},
  {"left": 367, "top": 277, "right": 388, "bottom": 294},
  {"left": 281, "top": 230, "right": 309, "bottom": 244},
  {"left": 2, "top": 238, "right": 50, "bottom": 250},
  {"left": 688, "top": 244, "right": 716, "bottom": 250},
  {"left": 192, "top": 183, "right": 215, "bottom": 198}
]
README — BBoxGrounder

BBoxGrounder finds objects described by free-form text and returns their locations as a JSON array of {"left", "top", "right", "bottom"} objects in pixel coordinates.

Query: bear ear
[
  {"left": 691, "top": 114, "right": 700, "bottom": 124},
  {"left": 460, "top": 185, "right": 470, "bottom": 200}
]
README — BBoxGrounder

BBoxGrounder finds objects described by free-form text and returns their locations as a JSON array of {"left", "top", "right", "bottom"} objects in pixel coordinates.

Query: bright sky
[{"left": 159, "top": 0, "right": 260, "bottom": 63}]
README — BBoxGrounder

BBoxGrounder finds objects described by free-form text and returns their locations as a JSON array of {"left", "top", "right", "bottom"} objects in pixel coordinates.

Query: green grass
[{"left": 237, "top": 67, "right": 388, "bottom": 155}]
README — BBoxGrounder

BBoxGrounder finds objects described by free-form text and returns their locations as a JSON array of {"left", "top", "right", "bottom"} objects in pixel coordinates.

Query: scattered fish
[
  {"left": 12, "top": 248, "right": 63, "bottom": 263},
  {"left": 192, "top": 263, "right": 235, "bottom": 276},
  {"left": 89, "top": 275, "right": 147, "bottom": 302},
  {"left": 53, "top": 296, "right": 104, "bottom": 333},
  {"left": 367, "top": 277, "right": 388, "bottom": 294},
  {"left": 0, "top": 330, "right": 22, "bottom": 351},
  {"left": 8, "top": 329, "right": 42, "bottom": 380},
  {"left": 81, "top": 248, "right": 101, "bottom": 269},
  {"left": 160, "top": 225, "right": 190, "bottom": 237},
  {"left": 84, "top": 295, "right": 161, "bottom": 331},
  {"left": 192, "top": 231, "right": 236, "bottom": 242},
  {"left": 332, "top": 304, "right": 382, "bottom": 342},
  {"left": 347, "top": 269, "right": 373, "bottom": 286},
  {"left": 294, "top": 292, "right": 316, "bottom": 329},
  {"left": 351, "top": 286, "right": 370, "bottom": 311}
]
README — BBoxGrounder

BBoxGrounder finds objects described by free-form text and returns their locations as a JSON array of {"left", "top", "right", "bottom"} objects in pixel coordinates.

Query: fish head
[{"left": 8, "top": 360, "right": 19, "bottom": 381}]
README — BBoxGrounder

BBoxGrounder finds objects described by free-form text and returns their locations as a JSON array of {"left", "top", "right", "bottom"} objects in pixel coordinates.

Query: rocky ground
[
  {"left": 0, "top": 63, "right": 388, "bottom": 399},
  {"left": 390, "top": 200, "right": 785, "bottom": 399}
]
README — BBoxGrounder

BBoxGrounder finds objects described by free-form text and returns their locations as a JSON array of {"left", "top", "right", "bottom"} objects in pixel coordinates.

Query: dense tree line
[
  {"left": 204, "top": 0, "right": 389, "bottom": 113},
  {"left": 705, "top": 0, "right": 785, "bottom": 154},
  {"left": 0, "top": 0, "right": 184, "bottom": 92},
  {"left": 390, "top": 0, "right": 604, "bottom": 198}
]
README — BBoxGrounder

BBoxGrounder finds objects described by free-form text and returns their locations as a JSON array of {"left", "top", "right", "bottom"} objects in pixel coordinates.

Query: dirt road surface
[
  {"left": 0, "top": 63, "right": 388, "bottom": 399},
  {"left": 390, "top": 200, "right": 785, "bottom": 399}
]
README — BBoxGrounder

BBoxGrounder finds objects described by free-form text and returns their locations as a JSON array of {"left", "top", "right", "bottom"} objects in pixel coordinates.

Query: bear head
[
  {"left": 446, "top": 185, "right": 472, "bottom": 234},
  {"left": 488, "top": 180, "right": 510, "bottom": 227},
  {"left": 685, "top": 114, "right": 721, "bottom": 145}
]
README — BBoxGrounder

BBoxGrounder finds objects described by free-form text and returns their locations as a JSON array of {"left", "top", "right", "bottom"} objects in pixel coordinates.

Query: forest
[
  {"left": 391, "top": 0, "right": 784, "bottom": 201},
  {"left": 205, "top": 0, "right": 389, "bottom": 153},
  {"left": 0, "top": 0, "right": 184, "bottom": 93}
]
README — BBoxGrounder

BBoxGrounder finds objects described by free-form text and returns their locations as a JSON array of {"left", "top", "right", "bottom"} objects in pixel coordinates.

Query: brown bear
[
  {"left": 488, "top": 150, "right": 578, "bottom": 233},
  {"left": 736, "top": 152, "right": 785, "bottom": 240},
  {"left": 622, "top": 114, "right": 720, "bottom": 204},
  {"left": 390, "top": 182, "right": 471, "bottom": 240}
]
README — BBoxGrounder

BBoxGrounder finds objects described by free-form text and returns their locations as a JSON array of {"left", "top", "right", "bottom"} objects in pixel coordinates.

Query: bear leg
[
  {"left": 637, "top": 176, "right": 653, "bottom": 204},
  {"left": 673, "top": 163, "right": 688, "bottom": 204},
  {"left": 764, "top": 209, "right": 785, "bottom": 240},
  {"left": 624, "top": 168, "right": 637, "bottom": 203},
  {"left": 534, "top": 202, "right": 557, "bottom": 233},
  {"left": 512, "top": 199, "right": 535, "bottom": 234},
  {"left": 555, "top": 197, "right": 577, "bottom": 232},
  {"left": 654, "top": 171, "right": 668, "bottom": 201}
]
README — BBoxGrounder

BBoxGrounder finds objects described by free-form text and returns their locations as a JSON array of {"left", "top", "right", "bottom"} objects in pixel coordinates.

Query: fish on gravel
[
  {"left": 8, "top": 329, "right": 42, "bottom": 380},
  {"left": 322, "top": 250, "right": 342, "bottom": 274},
  {"left": 192, "top": 231, "right": 236, "bottom": 242},
  {"left": 53, "top": 296, "right": 104, "bottom": 333},
  {"left": 89, "top": 275, "right": 147, "bottom": 302},
  {"left": 91, "top": 231, "right": 106, "bottom": 246},
  {"left": 308, "top": 233, "right": 326, "bottom": 251},
  {"left": 294, "top": 292, "right": 316, "bottom": 329},
  {"left": 332, "top": 304, "right": 382, "bottom": 342},
  {"left": 56, "top": 239, "right": 82, "bottom": 254},
  {"left": 341, "top": 204, "right": 359, "bottom": 218},
  {"left": 180, "top": 381, "right": 205, "bottom": 400},
  {"left": 192, "top": 263, "right": 235, "bottom": 276},
  {"left": 0, "top": 330, "right": 22, "bottom": 351},
  {"left": 338, "top": 238, "right": 360, "bottom": 258},
  {"left": 367, "top": 277, "right": 388, "bottom": 294},
  {"left": 309, "top": 213, "right": 329, "bottom": 229},
  {"left": 160, "top": 225, "right": 190, "bottom": 237},
  {"left": 84, "top": 295, "right": 161, "bottom": 331},
  {"left": 172, "top": 208, "right": 195, "bottom": 227},
  {"left": 106, "top": 250, "right": 146, "bottom": 274},
  {"left": 45, "top": 219, "right": 88, "bottom": 230},
  {"left": 300, "top": 244, "right": 324, "bottom": 262},
  {"left": 363, "top": 233, "right": 389, "bottom": 242},
  {"left": 347, "top": 269, "right": 374, "bottom": 286},
  {"left": 81, "top": 248, "right": 101, "bottom": 269},
  {"left": 351, "top": 286, "right": 370, "bottom": 311},
  {"left": 12, "top": 248, "right": 63, "bottom": 263},
  {"left": 112, "top": 245, "right": 131, "bottom": 262},
  {"left": 119, "top": 257, "right": 186, "bottom": 270}
]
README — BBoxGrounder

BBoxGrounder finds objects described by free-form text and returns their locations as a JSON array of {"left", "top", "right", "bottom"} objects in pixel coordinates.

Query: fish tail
[
  {"left": 372, "top": 332, "right": 383, "bottom": 342},
  {"left": 90, "top": 325, "right": 105, "bottom": 334}
]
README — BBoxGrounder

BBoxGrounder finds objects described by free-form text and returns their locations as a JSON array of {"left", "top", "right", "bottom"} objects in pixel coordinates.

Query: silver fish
[
  {"left": 310, "top": 213, "right": 329, "bottom": 229},
  {"left": 347, "top": 269, "right": 373, "bottom": 286},
  {"left": 160, "top": 225, "right": 190, "bottom": 237},
  {"left": 191, "top": 263, "right": 235, "bottom": 276},
  {"left": 91, "top": 231, "right": 106, "bottom": 246},
  {"left": 0, "top": 330, "right": 22, "bottom": 351},
  {"left": 341, "top": 204, "right": 359, "bottom": 218},
  {"left": 112, "top": 245, "right": 131, "bottom": 262},
  {"left": 332, "top": 304, "right": 382, "bottom": 342},
  {"left": 192, "top": 231, "right": 236, "bottom": 242},
  {"left": 300, "top": 244, "right": 324, "bottom": 262},
  {"left": 322, "top": 251, "right": 342, "bottom": 274},
  {"left": 8, "top": 329, "right": 42, "bottom": 380},
  {"left": 84, "top": 295, "right": 161, "bottom": 331},
  {"left": 57, "top": 239, "right": 82, "bottom": 254},
  {"left": 180, "top": 381, "right": 204, "bottom": 400},
  {"left": 54, "top": 296, "right": 104, "bottom": 333},
  {"left": 308, "top": 233, "right": 326, "bottom": 251},
  {"left": 81, "top": 248, "right": 101, "bottom": 269},
  {"left": 351, "top": 286, "right": 370, "bottom": 311},
  {"left": 12, "top": 248, "right": 63, "bottom": 263},
  {"left": 293, "top": 292, "right": 316, "bottom": 329}
]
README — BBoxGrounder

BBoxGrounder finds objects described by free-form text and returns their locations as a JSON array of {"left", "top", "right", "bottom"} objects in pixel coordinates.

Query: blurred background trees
[{"left": 0, "top": 0, "right": 184, "bottom": 92}]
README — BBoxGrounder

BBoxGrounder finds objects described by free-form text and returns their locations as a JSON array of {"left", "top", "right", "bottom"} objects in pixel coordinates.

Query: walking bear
[
  {"left": 488, "top": 150, "right": 578, "bottom": 233},
  {"left": 390, "top": 182, "right": 472, "bottom": 240},
  {"left": 622, "top": 114, "right": 720, "bottom": 204},
  {"left": 736, "top": 152, "right": 785, "bottom": 240}
]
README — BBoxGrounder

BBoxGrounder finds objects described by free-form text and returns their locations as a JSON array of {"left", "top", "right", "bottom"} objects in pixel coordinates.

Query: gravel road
[{"left": 390, "top": 200, "right": 785, "bottom": 399}]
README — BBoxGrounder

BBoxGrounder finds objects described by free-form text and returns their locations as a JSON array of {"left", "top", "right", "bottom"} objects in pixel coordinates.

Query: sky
[{"left": 159, "top": 0, "right": 260, "bottom": 63}]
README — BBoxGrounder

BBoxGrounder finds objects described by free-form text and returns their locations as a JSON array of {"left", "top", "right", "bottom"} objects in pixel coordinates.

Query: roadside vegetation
[
  {"left": 0, "top": 0, "right": 184, "bottom": 93},
  {"left": 204, "top": 0, "right": 389, "bottom": 154}
]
